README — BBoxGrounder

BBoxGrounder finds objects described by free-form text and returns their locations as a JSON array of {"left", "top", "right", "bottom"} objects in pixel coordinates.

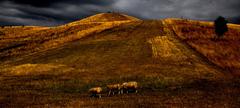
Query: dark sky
[{"left": 0, "top": 0, "right": 239, "bottom": 26}]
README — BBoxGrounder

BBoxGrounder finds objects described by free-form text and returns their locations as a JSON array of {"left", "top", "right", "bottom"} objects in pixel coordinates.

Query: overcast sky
[{"left": 0, "top": 0, "right": 239, "bottom": 26}]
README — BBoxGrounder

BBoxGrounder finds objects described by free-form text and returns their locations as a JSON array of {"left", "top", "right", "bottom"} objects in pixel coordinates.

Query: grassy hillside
[
  {"left": 163, "top": 18, "right": 240, "bottom": 76},
  {"left": 0, "top": 13, "right": 239, "bottom": 107}
]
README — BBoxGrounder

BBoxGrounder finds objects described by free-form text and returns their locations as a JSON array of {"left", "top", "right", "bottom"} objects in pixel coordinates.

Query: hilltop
[
  {"left": 0, "top": 13, "right": 239, "bottom": 107},
  {"left": 67, "top": 13, "right": 140, "bottom": 25}
]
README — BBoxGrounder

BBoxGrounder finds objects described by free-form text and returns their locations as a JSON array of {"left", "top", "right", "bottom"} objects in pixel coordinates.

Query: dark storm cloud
[
  {"left": 7, "top": 0, "right": 111, "bottom": 7},
  {"left": 113, "top": 0, "right": 240, "bottom": 21},
  {"left": 0, "top": 1, "right": 62, "bottom": 26},
  {"left": 0, "top": 0, "right": 114, "bottom": 26},
  {"left": 0, "top": 0, "right": 240, "bottom": 26}
]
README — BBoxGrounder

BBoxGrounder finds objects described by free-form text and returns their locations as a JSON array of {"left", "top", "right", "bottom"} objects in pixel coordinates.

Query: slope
[
  {"left": 1, "top": 20, "right": 227, "bottom": 80},
  {"left": 0, "top": 15, "right": 239, "bottom": 107},
  {"left": 0, "top": 13, "right": 135, "bottom": 62},
  {"left": 163, "top": 18, "right": 240, "bottom": 76}
]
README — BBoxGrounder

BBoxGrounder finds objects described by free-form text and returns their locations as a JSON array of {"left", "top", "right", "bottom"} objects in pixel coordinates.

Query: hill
[
  {"left": 67, "top": 13, "right": 140, "bottom": 26},
  {"left": 0, "top": 13, "right": 239, "bottom": 107},
  {"left": 0, "top": 13, "right": 134, "bottom": 62}
]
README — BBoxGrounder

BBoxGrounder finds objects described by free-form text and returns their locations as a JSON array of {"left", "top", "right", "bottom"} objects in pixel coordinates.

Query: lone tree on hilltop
[{"left": 214, "top": 16, "right": 228, "bottom": 38}]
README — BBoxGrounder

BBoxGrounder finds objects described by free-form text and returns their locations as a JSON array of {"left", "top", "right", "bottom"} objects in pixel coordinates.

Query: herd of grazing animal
[{"left": 89, "top": 81, "right": 138, "bottom": 98}]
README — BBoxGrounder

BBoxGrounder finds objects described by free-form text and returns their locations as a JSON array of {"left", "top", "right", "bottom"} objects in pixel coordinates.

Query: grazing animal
[
  {"left": 107, "top": 84, "right": 122, "bottom": 96},
  {"left": 89, "top": 87, "right": 102, "bottom": 98},
  {"left": 122, "top": 81, "right": 138, "bottom": 94}
]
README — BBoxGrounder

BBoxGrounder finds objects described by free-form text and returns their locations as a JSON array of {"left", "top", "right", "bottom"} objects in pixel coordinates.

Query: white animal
[
  {"left": 122, "top": 81, "right": 138, "bottom": 93},
  {"left": 107, "top": 84, "right": 122, "bottom": 96}
]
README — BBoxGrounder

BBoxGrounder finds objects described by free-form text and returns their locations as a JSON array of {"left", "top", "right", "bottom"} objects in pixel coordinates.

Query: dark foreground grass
[{"left": 0, "top": 74, "right": 239, "bottom": 108}]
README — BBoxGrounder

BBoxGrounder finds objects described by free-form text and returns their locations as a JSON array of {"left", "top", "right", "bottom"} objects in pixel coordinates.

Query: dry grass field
[
  {"left": 0, "top": 13, "right": 239, "bottom": 108},
  {"left": 163, "top": 19, "right": 240, "bottom": 76}
]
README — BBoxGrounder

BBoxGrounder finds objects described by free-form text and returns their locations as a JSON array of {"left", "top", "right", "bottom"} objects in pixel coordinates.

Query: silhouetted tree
[{"left": 214, "top": 16, "right": 228, "bottom": 38}]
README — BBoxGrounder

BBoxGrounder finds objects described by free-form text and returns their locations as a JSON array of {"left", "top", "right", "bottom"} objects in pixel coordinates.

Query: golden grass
[
  {"left": 40, "top": 21, "right": 131, "bottom": 52},
  {"left": 0, "top": 20, "right": 133, "bottom": 62},
  {"left": 67, "top": 13, "right": 140, "bottom": 26},
  {"left": 148, "top": 36, "right": 187, "bottom": 59},
  {"left": 0, "top": 26, "right": 48, "bottom": 39},
  {"left": 0, "top": 23, "right": 99, "bottom": 59},
  {"left": 2, "top": 63, "right": 74, "bottom": 76},
  {"left": 163, "top": 19, "right": 240, "bottom": 76}
]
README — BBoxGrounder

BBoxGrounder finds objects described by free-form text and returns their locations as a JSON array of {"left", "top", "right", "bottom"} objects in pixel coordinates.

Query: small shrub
[{"left": 214, "top": 16, "right": 228, "bottom": 38}]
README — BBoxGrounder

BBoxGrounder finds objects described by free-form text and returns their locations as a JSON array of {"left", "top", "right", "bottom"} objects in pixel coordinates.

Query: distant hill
[{"left": 228, "top": 16, "right": 240, "bottom": 24}]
